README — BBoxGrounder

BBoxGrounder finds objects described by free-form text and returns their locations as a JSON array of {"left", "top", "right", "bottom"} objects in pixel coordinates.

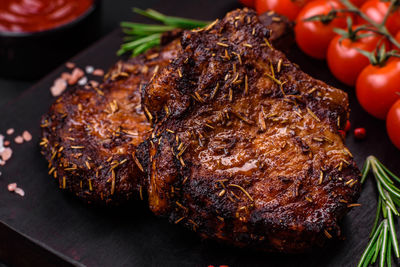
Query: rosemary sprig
[
  {"left": 358, "top": 156, "right": 400, "bottom": 267},
  {"left": 118, "top": 8, "right": 210, "bottom": 57}
]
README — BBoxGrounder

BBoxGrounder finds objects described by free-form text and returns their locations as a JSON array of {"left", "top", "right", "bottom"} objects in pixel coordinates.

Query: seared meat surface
[
  {"left": 40, "top": 41, "right": 179, "bottom": 205},
  {"left": 40, "top": 12, "right": 292, "bottom": 205},
  {"left": 142, "top": 8, "right": 361, "bottom": 252}
]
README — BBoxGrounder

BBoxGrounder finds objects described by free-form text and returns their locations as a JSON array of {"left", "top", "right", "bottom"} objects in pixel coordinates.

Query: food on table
[
  {"left": 356, "top": 57, "right": 400, "bottom": 120},
  {"left": 386, "top": 99, "right": 400, "bottom": 149},
  {"left": 255, "top": 0, "right": 310, "bottom": 20},
  {"left": 358, "top": 0, "right": 400, "bottom": 36},
  {"left": 0, "top": 0, "right": 93, "bottom": 33},
  {"left": 294, "top": 0, "right": 350, "bottom": 59},
  {"left": 327, "top": 30, "right": 390, "bottom": 86},
  {"left": 40, "top": 42, "right": 177, "bottom": 205},
  {"left": 142, "top": 9, "right": 360, "bottom": 252},
  {"left": 40, "top": 10, "right": 293, "bottom": 205}
]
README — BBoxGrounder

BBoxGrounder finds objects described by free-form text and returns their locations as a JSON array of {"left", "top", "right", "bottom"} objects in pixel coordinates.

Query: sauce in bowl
[{"left": 0, "top": 0, "right": 93, "bottom": 33}]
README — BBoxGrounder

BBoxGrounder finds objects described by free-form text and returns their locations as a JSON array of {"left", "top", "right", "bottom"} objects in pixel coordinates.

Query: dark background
[{"left": 0, "top": 1, "right": 158, "bottom": 266}]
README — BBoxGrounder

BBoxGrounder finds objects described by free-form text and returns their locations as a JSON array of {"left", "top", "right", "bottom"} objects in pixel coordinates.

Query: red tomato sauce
[{"left": 0, "top": 0, "right": 93, "bottom": 33}]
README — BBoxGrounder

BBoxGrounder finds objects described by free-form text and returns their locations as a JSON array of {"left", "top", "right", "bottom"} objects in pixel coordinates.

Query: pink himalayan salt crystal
[
  {"left": 14, "top": 136, "right": 24, "bottom": 144},
  {"left": 4, "top": 140, "right": 10, "bottom": 146},
  {"left": 61, "top": 72, "right": 71, "bottom": 80},
  {"left": 14, "top": 187, "right": 25, "bottom": 197},
  {"left": 89, "top": 80, "right": 99, "bottom": 87},
  {"left": 22, "top": 131, "right": 32, "bottom": 142},
  {"left": 66, "top": 62, "right": 75, "bottom": 69},
  {"left": 8, "top": 183, "right": 17, "bottom": 191},
  {"left": 51, "top": 78, "right": 67, "bottom": 97},
  {"left": 1, "top": 147, "right": 12, "bottom": 161},
  {"left": 6, "top": 128, "right": 14, "bottom": 135},
  {"left": 68, "top": 68, "right": 85, "bottom": 85},
  {"left": 92, "top": 69, "right": 104, "bottom": 76}
]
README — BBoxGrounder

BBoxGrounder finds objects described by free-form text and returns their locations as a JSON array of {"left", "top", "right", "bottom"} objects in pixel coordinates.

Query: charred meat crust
[
  {"left": 142, "top": 8, "right": 361, "bottom": 252},
  {"left": 39, "top": 42, "right": 180, "bottom": 205},
  {"left": 40, "top": 12, "right": 293, "bottom": 205}
]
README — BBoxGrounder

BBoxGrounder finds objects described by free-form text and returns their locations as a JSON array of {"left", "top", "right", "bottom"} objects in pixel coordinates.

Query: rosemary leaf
[
  {"left": 376, "top": 181, "right": 398, "bottom": 215},
  {"left": 387, "top": 207, "right": 400, "bottom": 258},
  {"left": 370, "top": 196, "right": 382, "bottom": 238},
  {"left": 361, "top": 157, "right": 372, "bottom": 184},
  {"left": 133, "top": 8, "right": 209, "bottom": 28},
  {"left": 378, "top": 160, "right": 400, "bottom": 184},
  {"left": 372, "top": 228, "right": 384, "bottom": 264},
  {"left": 359, "top": 156, "right": 400, "bottom": 266},
  {"left": 132, "top": 38, "right": 160, "bottom": 56},
  {"left": 380, "top": 220, "right": 389, "bottom": 267},
  {"left": 358, "top": 221, "right": 384, "bottom": 267},
  {"left": 387, "top": 237, "right": 392, "bottom": 267},
  {"left": 118, "top": 8, "right": 209, "bottom": 57}
]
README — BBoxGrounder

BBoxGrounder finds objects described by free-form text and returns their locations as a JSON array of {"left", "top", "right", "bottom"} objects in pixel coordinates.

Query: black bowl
[{"left": 0, "top": 0, "right": 101, "bottom": 80}]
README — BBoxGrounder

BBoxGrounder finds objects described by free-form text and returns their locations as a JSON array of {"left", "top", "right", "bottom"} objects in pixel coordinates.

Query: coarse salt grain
[
  {"left": 93, "top": 69, "right": 104, "bottom": 76},
  {"left": 14, "top": 136, "right": 24, "bottom": 144},
  {"left": 61, "top": 72, "right": 71, "bottom": 80},
  {"left": 0, "top": 135, "right": 4, "bottom": 153},
  {"left": 89, "top": 80, "right": 99, "bottom": 88},
  {"left": 22, "top": 131, "right": 32, "bottom": 142},
  {"left": 78, "top": 76, "right": 88, "bottom": 86},
  {"left": 14, "top": 187, "right": 25, "bottom": 197},
  {"left": 51, "top": 78, "right": 67, "bottom": 97},
  {"left": 1, "top": 147, "right": 12, "bottom": 161},
  {"left": 8, "top": 183, "right": 17, "bottom": 191},
  {"left": 66, "top": 62, "right": 75, "bottom": 69},
  {"left": 6, "top": 128, "right": 14, "bottom": 135},
  {"left": 85, "top": 66, "right": 94, "bottom": 74},
  {"left": 68, "top": 68, "right": 85, "bottom": 85}
]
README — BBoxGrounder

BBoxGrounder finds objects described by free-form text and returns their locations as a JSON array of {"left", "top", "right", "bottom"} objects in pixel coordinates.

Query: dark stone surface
[{"left": 0, "top": 0, "right": 399, "bottom": 266}]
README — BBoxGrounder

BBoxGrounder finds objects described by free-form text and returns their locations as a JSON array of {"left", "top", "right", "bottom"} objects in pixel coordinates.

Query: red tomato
[
  {"left": 255, "top": 0, "right": 310, "bottom": 21},
  {"left": 387, "top": 99, "right": 400, "bottom": 149},
  {"left": 356, "top": 58, "right": 400, "bottom": 119},
  {"left": 350, "top": 0, "right": 366, "bottom": 7},
  {"left": 358, "top": 0, "right": 400, "bottom": 35},
  {"left": 327, "top": 31, "right": 390, "bottom": 86},
  {"left": 240, "top": 0, "right": 255, "bottom": 8},
  {"left": 393, "top": 31, "right": 400, "bottom": 50},
  {"left": 295, "top": 0, "right": 349, "bottom": 59}
]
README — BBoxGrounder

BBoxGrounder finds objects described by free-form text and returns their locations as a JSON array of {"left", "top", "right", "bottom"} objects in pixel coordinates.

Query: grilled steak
[
  {"left": 40, "top": 11, "right": 292, "bottom": 205},
  {"left": 141, "top": 8, "right": 361, "bottom": 252}
]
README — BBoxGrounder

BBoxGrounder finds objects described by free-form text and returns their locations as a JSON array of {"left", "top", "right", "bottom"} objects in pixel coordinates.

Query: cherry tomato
[
  {"left": 356, "top": 58, "right": 400, "bottom": 119},
  {"left": 327, "top": 31, "right": 390, "bottom": 86},
  {"left": 255, "top": 0, "right": 310, "bottom": 21},
  {"left": 240, "top": 0, "right": 255, "bottom": 8},
  {"left": 350, "top": 0, "right": 366, "bottom": 7},
  {"left": 358, "top": 0, "right": 400, "bottom": 35},
  {"left": 393, "top": 31, "right": 400, "bottom": 50},
  {"left": 295, "top": 0, "right": 349, "bottom": 59},
  {"left": 386, "top": 99, "right": 400, "bottom": 149}
]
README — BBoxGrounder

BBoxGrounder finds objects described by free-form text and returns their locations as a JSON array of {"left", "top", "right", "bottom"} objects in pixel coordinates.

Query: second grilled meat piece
[
  {"left": 40, "top": 12, "right": 292, "bottom": 205},
  {"left": 142, "top": 8, "right": 361, "bottom": 252}
]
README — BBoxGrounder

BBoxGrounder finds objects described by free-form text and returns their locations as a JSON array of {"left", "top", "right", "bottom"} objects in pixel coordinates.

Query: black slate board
[{"left": 1, "top": 0, "right": 399, "bottom": 266}]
